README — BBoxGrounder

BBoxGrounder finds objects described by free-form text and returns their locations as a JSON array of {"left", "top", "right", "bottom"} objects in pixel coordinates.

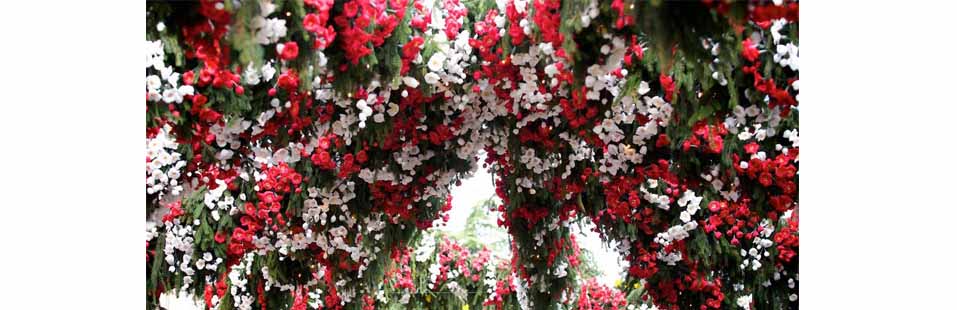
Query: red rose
[{"left": 280, "top": 42, "right": 299, "bottom": 61}]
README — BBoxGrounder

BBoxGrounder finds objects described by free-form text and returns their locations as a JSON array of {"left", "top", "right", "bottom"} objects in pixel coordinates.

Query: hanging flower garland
[{"left": 146, "top": 0, "right": 799, "bottom": 309}]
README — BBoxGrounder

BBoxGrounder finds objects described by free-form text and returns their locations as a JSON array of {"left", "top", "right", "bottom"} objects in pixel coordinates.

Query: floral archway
[{"left": 146, "top": 0, "right": 798, "bottom": 309}]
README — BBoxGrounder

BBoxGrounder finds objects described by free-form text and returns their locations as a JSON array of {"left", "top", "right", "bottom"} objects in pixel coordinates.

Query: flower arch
[{"left": 146, "top": 0, "right": 799, "bottom": 309}]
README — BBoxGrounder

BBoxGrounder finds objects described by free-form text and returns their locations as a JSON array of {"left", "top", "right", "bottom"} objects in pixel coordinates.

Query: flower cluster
[
  {"left": 575, "top": 279, "right": 627, "bottom": 310},
  {"left": 146, "top": 41, "right": 195, "bottom": 105},
  {"left": 146, "top": 124, "right": 186, "bottom": 198},
  {"left": 380, "top": 233, "right": 643, "bottom": 310}
]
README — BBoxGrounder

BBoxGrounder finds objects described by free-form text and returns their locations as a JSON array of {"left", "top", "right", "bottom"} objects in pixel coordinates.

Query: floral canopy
[{"left": 146, "top": 0, "right": 798, "bottom": 309}]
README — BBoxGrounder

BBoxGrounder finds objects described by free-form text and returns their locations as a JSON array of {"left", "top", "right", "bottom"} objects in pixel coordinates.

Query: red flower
[
  {"left": 743, "top": 141, "right": 760, "bottom": 154},
  {"left": 506, "top": 1, "right": 526, "bottom": 46},
  {"left": 769, "top": 195, "right": 793, "bottom": 212},
  {"left": 401, "top": 36, "right": 425, "bottom": 74},
  {"left": 343, "top": 1, "right": 359, "bottom": 17},
  {"left": 214, "top": 231, "right": 226, "bottom": 243},
  {"left": 656, "top": 134, "right": 670, "bottom": 148},
  {"left": 758, "top": 172, "right": 773, "bottom": 187},
  {"left": 610, "top": 0, "right": 634, "bottom": 29},
  {"left": 204, "top": 285, "right": 214, "bottom": 309},
  {"left": 305, "top": 0, "right": 334, "bottom": 10},
  {"left": 192, "top": 93, "right": 208, "bottom": 106},
  {"left": 277, "top": 70, "right": 300, "bottom": 92},
  {"left": 659, "top": 74, "right": 675, "bottom": 101},
  {"left": 741, "top": 38, "right": 760, "bottom": 62},
  {"left": 162, "top": 201, "right": 184, "bottom": 222},
  {"left": 280, "top": 42, "right": 299, "bottom": 61},
  {"left": 303, "top": 13, "right": 324, "bottom": 33},
  {"left": 624, "top": 35, "right": 644, "bottom": 66},
  {"left": 198, "top": 108, "right": 222, "bottom": 123},
  {"left": 313, "top": 25, "right": 337, "bottom": 50},
  {"left": 182, "top": 70, "right": 195, "bottom": 85}
]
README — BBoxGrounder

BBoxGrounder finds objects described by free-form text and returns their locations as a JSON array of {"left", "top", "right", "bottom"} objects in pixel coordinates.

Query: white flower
[
  {"left": 166, "top": 72, "right": 180, "bottom": 87},
  {"left": 358, "top": 169, "right": 375, "bottom": 183},
  {"left": 259, "top": 0, "right": 276, "bottom": 16},
  {"left": 424, "top": 72, "right": 441, "bottom": 85},
  {"left": 261, "top": 62, "right": 277, "bottom": 82},
  {"left": 244, "top": 63, "right": 262, "bottom": 85},
  {"left": 178, "top": 85, "right": 195, "bottom": 97},
  {"left": 146, "top": 125, "right": 186, "bottom": 198},
  {"left": 553, "top": 261, "right": 568, "bottom": 278},
  {"left": 737, "top": 294, "right": 753, "bottom": 309},
  {"left": 676, "top": 190, "right": 701, "bottom": 208},
  {"left": 770, "top": 19, "right": 787, "bottom": 44},
  {"left": 637, "top": 81, "right": 651, "bottom": 95},
  {"left": 712, "top": 71, "right": 728, "bottom": 86},
  {"left": 146, "top": 75, "right": 162, "bottom": 91},
  {"left": 427, "top": 52, "right": 447, "bottom": 72},
  {"left": 146, "top": 40, "right": 164, "bottom": 68},
  {"left": 162, "top": 88, "right": 179, "bottom": 103},
  {"left": 402, "top": 76, "right": 419, "bottom": 88},
  {"left": 216, "top": 149, "right": 235, "bottom": 161},
  {"left": 159, "top": 65, "right": 173, "bottom": 81},
  {"left": 783, "top": 129, "right": 799, "bottom": 147},
  {"left": 544, "top": 64, "right": 558, "bottom": 76},
  {"left": 256, "top": 18, "right": 288, "bottom": 44},
  {"left": 148, "top": 89, "right": 162, "bottom": 102}
]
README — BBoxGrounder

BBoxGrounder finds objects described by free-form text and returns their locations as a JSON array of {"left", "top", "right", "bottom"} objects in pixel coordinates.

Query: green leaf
[{"left": 687, "top": 104, "right": 714, "bottom": 126}]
